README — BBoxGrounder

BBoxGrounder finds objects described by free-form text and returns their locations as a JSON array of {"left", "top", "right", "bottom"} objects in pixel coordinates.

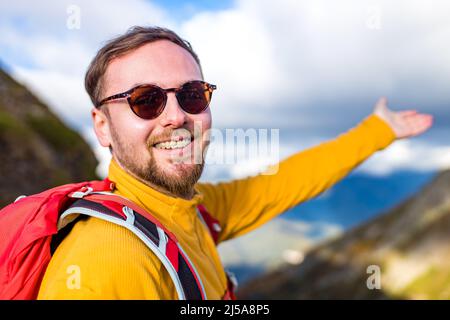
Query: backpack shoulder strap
[
  {"left": 59, "top": 193, "right": 207, "bottom": 300},
  {"left": 195, "top": 204, "right": 238, "bottom": 300},
  {"left": 196, "top": 204, "right": 222, "bottom": 244}
]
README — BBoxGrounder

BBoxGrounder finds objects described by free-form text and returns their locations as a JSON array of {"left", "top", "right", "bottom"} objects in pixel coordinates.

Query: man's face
[{"left": 95, "top": 40, "right": 212, "bottom": 199}]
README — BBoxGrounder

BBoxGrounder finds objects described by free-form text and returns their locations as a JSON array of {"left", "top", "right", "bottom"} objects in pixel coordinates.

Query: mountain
[
  {"left": 0, "top": 66, "right": 98, "bottom": 207},
  {"left": 237, "top": 169, "right": 450, "bottom": 299},
  {"left": 282, "top": 170, "right": 435, "bottom": 228},
  {"left": 219, "top": 171, "right": 435, "bottom": 284}
]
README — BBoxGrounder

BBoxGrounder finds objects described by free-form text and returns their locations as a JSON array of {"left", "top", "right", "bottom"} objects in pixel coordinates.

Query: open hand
[{"left": 373, "top": 97, "right": 433, "bottom": 139}]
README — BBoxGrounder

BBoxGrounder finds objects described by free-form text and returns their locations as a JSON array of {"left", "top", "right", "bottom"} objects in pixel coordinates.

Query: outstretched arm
[{"left": 196, "top": 98, "right": 433, "bottom": 243}]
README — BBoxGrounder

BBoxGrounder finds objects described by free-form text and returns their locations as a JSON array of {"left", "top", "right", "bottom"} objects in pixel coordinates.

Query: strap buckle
[{"left": 70, "top": 186, "right": 94, "bottom": 199}]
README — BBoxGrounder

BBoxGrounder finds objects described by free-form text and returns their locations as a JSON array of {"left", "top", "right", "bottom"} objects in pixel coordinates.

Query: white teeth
[{"left": 155, "top": 138, "right": 191, "bottom": 150}]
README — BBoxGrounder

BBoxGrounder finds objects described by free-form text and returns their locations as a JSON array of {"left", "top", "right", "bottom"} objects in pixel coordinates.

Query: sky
[{"left": 0, "top": 0, "right": 449, "bottom": 181}]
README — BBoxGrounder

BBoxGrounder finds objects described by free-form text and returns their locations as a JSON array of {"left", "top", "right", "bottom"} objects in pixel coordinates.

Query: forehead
[{"left": 104, "top": 40, "right": 202, "bottom": 94}]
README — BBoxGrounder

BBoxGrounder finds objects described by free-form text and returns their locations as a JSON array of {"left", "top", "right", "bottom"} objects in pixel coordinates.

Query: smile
[{"left": 154, "top": 137, "right": 192, "bottom": 150}]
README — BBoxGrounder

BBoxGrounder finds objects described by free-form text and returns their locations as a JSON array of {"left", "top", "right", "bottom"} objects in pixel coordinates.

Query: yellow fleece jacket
[{"left": 37, "top": 115, "right": 395, "bottom": 299}]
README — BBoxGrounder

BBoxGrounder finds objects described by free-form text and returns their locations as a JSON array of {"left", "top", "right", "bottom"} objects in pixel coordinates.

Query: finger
[
  {"left": 408, "top": 114, "right": 434, "bottom": 124},
  {"left": 379, "top": 96, "right": 388, "bottom": 105},
  {"left": 402, "top": 113, "right": 432, "bottom": 125},
  {"left": 398, "top": 110, "right": 417, "bottom": 117},
  {"left": 409, "top": 114, "right": 433, "bottom": 124},
  {"left": 374, "top": 96, "right": 388, "bottom": 112},
  {"left": 402, "top": 115, "right": 429, "bottom": 134},
  {"left": 407, "top": 115, "right": 434, "bottom": 136},
  {"left": 404, "top": 112, "right": 432, "bottom": 118}
]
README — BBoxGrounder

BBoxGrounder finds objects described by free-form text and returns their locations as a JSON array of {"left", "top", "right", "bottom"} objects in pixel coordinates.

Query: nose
[{"left": 158, "top": 92, "right": 187, "bottom": 128}]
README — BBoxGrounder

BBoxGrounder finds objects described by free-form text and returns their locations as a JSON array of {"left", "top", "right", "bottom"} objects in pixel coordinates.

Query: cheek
[
  {"left": 202, "top": 113, "right": 212, "bottom": 142},
  {"left": 191, "top": 110, "right": 212, "bottom": 138},
  {"left": 110, "top": 109, "right": 155, "bottom": 148},
  {"left": 133, "top": 122, "right": 154, "bottom": 146}
]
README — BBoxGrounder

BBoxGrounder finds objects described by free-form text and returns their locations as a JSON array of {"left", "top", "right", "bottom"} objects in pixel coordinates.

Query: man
[{"left": 37, "top": 26, "right": 433, "bottom": 299}]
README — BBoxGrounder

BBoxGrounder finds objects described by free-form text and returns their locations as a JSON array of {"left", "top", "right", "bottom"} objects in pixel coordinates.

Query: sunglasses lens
[
  {"left": 177, "top": 81, "right": 212, "bottom": 114},
  {"left": 129, "top": 86, "right": 166, "bottom": 119}
]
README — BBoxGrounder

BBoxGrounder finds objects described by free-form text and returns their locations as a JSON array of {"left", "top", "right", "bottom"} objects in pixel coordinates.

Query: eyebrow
[
  {"left": 129, "top": 79, "right": 202, "bottom": 90},
  {"left": 129, "top": 81, "right": 156, "bottom": 88}
]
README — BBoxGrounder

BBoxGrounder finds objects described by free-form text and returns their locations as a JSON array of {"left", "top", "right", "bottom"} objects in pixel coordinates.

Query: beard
[{"left": 109, "top": 122, "right": 206, "bottom": 199}]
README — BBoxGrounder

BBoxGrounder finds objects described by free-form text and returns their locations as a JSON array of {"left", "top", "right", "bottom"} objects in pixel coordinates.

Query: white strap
[{"left": 59, "top": 206, "right": 187, "bottom": 300}]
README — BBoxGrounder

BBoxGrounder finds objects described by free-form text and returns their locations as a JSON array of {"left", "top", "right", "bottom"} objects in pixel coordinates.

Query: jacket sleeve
[{"left": 195, "top": 114, "right": 396, "bottom": 243}]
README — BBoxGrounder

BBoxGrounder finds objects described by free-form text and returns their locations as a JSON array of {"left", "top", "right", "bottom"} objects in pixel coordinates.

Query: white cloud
[
  {"left": 12, "top": 66, "right": 91, "bottom": 129},
  {"left": 360, "top": 140, "right": 450, "bottom": 175},
  {"left": 181, "top": 0, "right": 450, "bottom": 129},
  {"left": 0, "top": 0, "right": 174, "bottom": 45}
]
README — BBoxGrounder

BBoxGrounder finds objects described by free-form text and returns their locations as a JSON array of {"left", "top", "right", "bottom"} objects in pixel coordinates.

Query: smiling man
[{"left": 37, "top": 26, "right": 433, "bottom": 299}]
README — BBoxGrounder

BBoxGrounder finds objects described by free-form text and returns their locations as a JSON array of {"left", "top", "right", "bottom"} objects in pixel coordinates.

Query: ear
[{"left": 91, "top": 107, "right": 112, "bottom": 148}]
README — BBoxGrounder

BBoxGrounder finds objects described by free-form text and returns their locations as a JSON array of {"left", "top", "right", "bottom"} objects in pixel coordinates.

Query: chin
[{"left": 162, "top": 162, "right": 197, "bottom": 178}]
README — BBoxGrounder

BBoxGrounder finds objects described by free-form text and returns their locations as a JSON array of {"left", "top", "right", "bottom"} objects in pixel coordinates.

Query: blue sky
[
  {"left": 150, "top": 0, "right": 234, "bottom": 20},
  {"left": 0, "top": 0, "right": 449, "bottom": 180}
]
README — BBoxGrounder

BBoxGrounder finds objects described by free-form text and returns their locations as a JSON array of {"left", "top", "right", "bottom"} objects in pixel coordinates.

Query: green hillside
[{"left": 0, "top": 66, "right": 98, "bottom": 207}]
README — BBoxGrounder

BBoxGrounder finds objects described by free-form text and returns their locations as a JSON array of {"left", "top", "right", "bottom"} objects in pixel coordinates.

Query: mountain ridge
[
  {"left": 219, "top": 170, "right": 435, "bottom": 284},
  {"left": 238, "top": 169, "right": 450, "bottom": 299},
  {"left": 0, "top": 66, "right": 98, "bottom": 207}
]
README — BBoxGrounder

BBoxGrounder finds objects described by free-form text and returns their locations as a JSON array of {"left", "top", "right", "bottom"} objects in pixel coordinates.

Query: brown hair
[{"left": 84, "top": 26, "right": 203, "bottom": 107}]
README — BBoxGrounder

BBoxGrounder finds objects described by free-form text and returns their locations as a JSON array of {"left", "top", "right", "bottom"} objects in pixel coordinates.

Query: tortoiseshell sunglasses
[{"left": 96, "top": 80, "right": 217, "bottom": 120}]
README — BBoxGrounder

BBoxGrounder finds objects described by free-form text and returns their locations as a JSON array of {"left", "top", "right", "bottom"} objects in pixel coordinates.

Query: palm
[{"left": 373, "top": 97, "right": 433, "bottom": 139}]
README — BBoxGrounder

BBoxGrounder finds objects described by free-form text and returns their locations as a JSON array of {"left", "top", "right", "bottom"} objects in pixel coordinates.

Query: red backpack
[{"left": 0, "top": 178, "right": 236, "bottom": 300}]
